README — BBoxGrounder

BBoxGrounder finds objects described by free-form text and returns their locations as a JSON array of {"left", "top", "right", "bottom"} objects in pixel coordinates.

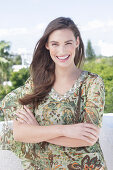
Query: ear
[
  {"left": 45, "top": 42, "right": 49, "bottom": 50},
  {"left": 75, "top": 36, "right": 80, "bottom": 48}
]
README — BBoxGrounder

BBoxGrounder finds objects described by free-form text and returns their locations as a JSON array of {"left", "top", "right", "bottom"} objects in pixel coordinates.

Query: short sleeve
[
  {"left": 0, "top": 77, "right": 34, "bottom": 150},
  {"left": 82, "top": 76, "right": 105, "bottom": 128}
]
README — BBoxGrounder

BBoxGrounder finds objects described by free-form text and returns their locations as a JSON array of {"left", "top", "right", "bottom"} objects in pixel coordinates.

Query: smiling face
[{"left": 45, "top": 29, "right": 79, "bottom": 68}]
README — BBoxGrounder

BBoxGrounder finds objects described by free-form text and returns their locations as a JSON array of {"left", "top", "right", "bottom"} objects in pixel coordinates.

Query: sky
[{"left": 0, "top": 0, "right": 113, "bottom": 63}]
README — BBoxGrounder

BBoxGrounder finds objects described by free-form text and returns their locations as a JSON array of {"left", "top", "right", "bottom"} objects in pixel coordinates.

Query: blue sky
[{"left": 0, "top": 0, "right": 113, "bottom": 62}]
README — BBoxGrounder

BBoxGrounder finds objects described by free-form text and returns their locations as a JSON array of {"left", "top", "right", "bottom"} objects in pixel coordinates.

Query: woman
[{"left": 0, "top": 17, "right": 107, "bottom": 169}]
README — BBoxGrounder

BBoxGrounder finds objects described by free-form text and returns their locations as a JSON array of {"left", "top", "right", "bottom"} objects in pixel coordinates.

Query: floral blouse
[{"left": 0, "top": 71, "right": 107, "bottom": 170}]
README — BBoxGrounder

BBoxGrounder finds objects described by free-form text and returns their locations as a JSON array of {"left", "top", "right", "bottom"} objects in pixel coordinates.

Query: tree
[
  {"left": 0, "top": 40, "right": 11, "bottom": 59},
  {"left": 11, "top": 54, "right": 22, "bottom": 65},
  {"left": 0, "top": 56, "right": 11, "bottom": 84},
  {"left": 0, "top": 41, "right": 22, "bottom": 84},
  {"left": 0, "top": 67, "right": 30, "bottom": 101},
  {"left": 0, "top": 41, "right": 13, "bottom": 83},
  {"left": 83, "top": 57, "right": 113, "bottom": 113},
  {"left": 0, "top": 84, "right": 12, "bottom": 100},
  {"left": 10, "top": 68, "right": 30, "bottom": 89},
  {"left": 86, "top": 40, "right": 96, "bottom": 60}
]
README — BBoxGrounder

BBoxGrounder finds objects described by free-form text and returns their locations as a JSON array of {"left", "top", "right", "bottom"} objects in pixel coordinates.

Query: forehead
[{"left": 48, "top": 29, "right": 75, "bottom": 42}]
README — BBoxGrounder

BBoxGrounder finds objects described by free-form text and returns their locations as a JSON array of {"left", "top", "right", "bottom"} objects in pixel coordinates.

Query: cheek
[
  {"left": 49, "top": 48, "right": 57, "bottom": 56},
  {"left": 66, "top": 44, "right": 76, "bottom": 50},
  {"left": 68, "top": 46, "right": 76, "bottom": 54}
]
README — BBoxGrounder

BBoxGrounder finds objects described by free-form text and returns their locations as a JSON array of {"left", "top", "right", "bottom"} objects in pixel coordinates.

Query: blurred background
[{"left": 0, "top": 0, "right": 113, "bottom": 121}]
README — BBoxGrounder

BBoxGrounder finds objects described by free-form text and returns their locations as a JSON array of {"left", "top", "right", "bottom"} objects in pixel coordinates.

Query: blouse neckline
[{"left": 49, "top": 70, "right": 87, "bottom": 101}]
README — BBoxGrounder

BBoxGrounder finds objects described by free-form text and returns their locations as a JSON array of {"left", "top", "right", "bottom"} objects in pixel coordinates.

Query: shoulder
[
  {"left": 80, "top": 71, "right": 105, "bottom": 96},
  {"left": 22, "top": 76, "right": 34, "bottom": 91},
  {"left": 0, "top": 77, "right": 33, "bottom": 109},
  {"left": 82, "top": 71, "right": 104, "bottom": 87},
  {"left": 24, "top": 76, "right": 33, "bottom": 86}
]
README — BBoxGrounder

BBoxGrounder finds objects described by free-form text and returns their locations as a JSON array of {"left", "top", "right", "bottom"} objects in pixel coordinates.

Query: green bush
[
  {"left": 84, "top": 57, "right": 113, "bottom": 113},
  {"left": 10, "top": 67, "right": 30, "bottom": 90}
]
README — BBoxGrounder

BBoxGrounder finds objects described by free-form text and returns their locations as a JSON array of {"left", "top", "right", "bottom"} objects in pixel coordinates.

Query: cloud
[
  {"left": 0, "top": 23, "right": 47, "bottom": 38},
  {"left": 81, "top": 19, "right": 113, "bottom": 32},
  {"left": 98, "top": 40, "right": 113, "bottom": 56},
  {"left": 35, "top": 23, "right": 47, "bottom": 31},
  {"left": 0, "top": 28, "right": 28, "bottom": 37},
  {"left": 13, "top": 48, "right": 28, "bottom": 55}
]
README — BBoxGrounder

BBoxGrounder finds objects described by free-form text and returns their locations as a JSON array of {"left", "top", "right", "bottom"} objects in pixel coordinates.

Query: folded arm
[
  {"left": 46, "top": 136, "right": 93, "bottom": 147},
  {"left": 46, "top": 76, "right": 104, "bottom": 147},
  {"left": 13, "top": 119, "right": 63, "bottom": 143},
  {"left": 13, "top": 105, "right": 100, "bottom": 146}
]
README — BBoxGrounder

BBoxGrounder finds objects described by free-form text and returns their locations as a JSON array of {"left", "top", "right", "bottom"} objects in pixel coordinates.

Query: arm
[
  {"left": 0, "top": 77, "right": 34, "bottom": 147},
  {"left": 13, "top": 119, "right": 99, "bottom": 145},
  {"left": 13, "top": 119, "right": 63, "bottom": 143},
  {"left": 13, "top": 75, "right": 103, "bottom": 146},
  {"left": 46, "top": 137, "right": 92, "bottom": 147},
  {"left": 45, "top": 77, "right": 105, "bottom": 147},
  {"left": 1, "top": 127, "right": 76, "bottom": 147},
  {"left": 15, "top": 106, "right": 100, "bottom": 146},
  {"left": 82, "top": 75, "right": 105, "bottom": 128},
  {"left": 13, "top": 106, "right": 62, "bottom": 143},
  {"left": 46, "top": 75, "right": 104, "bottom": 147}
]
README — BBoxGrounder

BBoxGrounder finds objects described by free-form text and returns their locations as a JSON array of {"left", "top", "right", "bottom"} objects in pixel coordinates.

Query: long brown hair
[{"left": 19, "top": 17, "right": 85, "bottom": 107}]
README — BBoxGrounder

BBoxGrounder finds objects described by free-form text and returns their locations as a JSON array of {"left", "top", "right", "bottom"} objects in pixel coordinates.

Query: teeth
[{"left": 57, "top": 56, "right": 69, "bottom": 59}]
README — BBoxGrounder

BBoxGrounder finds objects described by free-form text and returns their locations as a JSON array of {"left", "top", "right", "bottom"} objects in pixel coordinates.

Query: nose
[{"left": 58, "top": 45, "right": 66, "bottom": 55}]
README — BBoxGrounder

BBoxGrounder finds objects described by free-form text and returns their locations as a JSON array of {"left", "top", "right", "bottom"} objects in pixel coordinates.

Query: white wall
[{"left": 99, "top": 113, "right": 113, "bottom": 170}]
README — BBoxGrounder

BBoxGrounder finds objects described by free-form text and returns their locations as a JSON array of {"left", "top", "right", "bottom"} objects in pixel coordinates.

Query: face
[{"left": 45, "top": 29, "right": 79, "bottom": 68}]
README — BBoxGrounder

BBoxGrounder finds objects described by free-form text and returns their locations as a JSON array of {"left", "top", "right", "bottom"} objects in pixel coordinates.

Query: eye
[
  {"left": 52, "top": 44, "right": 58, "bottom": 46},
  {"left": 65, "top": 43, "right": 72, "bottom": 45}
]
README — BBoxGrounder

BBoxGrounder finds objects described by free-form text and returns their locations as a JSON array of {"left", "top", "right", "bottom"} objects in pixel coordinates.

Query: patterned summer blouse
[{"left": 0, "top": 71, "right": 107, "bottom": 170}]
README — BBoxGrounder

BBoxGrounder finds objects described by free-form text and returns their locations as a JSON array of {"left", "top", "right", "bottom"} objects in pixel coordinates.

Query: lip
[
  {"left": 56, "top": 55, "right": 70, "bottom": 58},
  {"left": 56, "top": 55, "right": 70, "bottom": 62}
]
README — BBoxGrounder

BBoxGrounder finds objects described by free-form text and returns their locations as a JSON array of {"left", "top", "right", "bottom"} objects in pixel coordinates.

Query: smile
[{"left": 56, "top": 55, "right": 70, "bottom": 61}]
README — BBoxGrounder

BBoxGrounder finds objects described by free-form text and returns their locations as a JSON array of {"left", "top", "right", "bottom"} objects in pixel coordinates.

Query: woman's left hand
[{"left": 15, "top": 105, "right": 39, "bottom": 126}]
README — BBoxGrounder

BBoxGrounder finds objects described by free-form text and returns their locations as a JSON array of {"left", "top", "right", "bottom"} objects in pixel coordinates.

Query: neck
[{"left": 55, "top": 64, "right": 81, "bottom": 81}]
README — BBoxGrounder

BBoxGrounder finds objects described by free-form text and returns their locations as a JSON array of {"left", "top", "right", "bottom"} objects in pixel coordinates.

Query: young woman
[{"left": 0, "top": 17, "right": 107, "bottom": 169}]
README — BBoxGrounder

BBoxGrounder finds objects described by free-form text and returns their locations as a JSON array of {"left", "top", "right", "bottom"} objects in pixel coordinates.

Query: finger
[
  {"left": 17, "top": 110, "right": 38, "bottom": 125},
  {"left": 84, "top": 127, "right": 97, "bottom": 138},
  {"left": 17, "top": 117, "right": 32, "bottom": 125},
  {"left": 80, "top": 135, "right": 94, "bottom": 144},
  {"left": 83, "top": 132, "right": 97, "bottom": 141},
  {"left": 83, "top": 123, "right": 99, "bottom": 132},
  {"left": 16, "top": 117, "right": 27, "bottom": 124},
  {"left": 16, "top": 113, "right": 29, "bottom": 123},
  {"left": 23, "top": 105, "right": 36, "bottom": 120},
  {"left": 18, "top": 109, "right": 33, "bottom": 122},
  {"left": 81, "top": 133, "right": 97, "bottom": 144}
]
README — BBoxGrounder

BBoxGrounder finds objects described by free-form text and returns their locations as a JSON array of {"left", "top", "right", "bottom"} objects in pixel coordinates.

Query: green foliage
[
  {"left": 0, "top": 40, "right": 10, "bottom": 59},
  {"left": 10, "top": 68, "right": 30, "bottom": 90},
  {"left": 11, "top": 55, "right": 22, "bottom": 65},
  {"left": 0, "top": 41, "right": 22, "bottom": 84},
  {"left": 86, "top": 40, "right": 96, "bottom": 60},
  {"left": 0, "top": 68, "right": 30, "bottom": 120},
  {"left": 0, "top": 68, "right": 30, "bottom": 101},
  {"left": 0, "top": 41, "right": 13, "bottom": 83},
  {"left": 0, "top": 84, "right": 12, "bottom": 100},
  {"left": 0, "top": 56, "right": 11, "bottom": 83},
  {"left": 84, "top": 57, "right": 113, "bottom": 113}
]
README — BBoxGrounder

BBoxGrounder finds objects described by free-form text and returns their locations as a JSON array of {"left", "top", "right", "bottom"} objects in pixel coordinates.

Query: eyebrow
[{"left": 50, "top": 40, "right": 74, "bottom": 43}]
